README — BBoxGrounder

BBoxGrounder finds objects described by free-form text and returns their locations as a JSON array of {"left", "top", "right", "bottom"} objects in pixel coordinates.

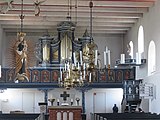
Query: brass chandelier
[
  {"left": 58, "top": 0, "right": 98, "bottom": 89},
  {"left": 59, "top": 45, "right": 98, "bottom": 89}
]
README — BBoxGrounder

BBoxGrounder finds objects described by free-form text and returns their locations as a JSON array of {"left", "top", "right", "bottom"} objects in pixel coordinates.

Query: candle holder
[
  {"left": 71, "top": 99, "right": 73, "bottom": 106},
  {"left": 48, "top": 98, "right": 55, "bottom": 106},
  {"left": 76, "top": 97, "right": 80, "bottom": 106},
  {"left": 57, "top": 99, "right": 60, "bottom": 106}
]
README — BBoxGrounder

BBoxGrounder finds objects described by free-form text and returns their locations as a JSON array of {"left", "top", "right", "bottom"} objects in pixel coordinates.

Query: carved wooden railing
[{"left": 0, "top": 67, "right": 135, "bottom": 88}]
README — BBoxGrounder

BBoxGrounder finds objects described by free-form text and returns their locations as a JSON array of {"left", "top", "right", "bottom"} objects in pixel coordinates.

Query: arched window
[
  {"left": 148, "top": 41, "right": 156, "bottom": 76},
  {"left": 129, "top": 41, "right": 133, "bottom": 59},
  {"left": 138, "top": 26, "right": 144, "bottom": 54}
]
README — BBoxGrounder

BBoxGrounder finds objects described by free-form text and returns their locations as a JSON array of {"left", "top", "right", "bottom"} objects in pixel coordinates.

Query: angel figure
[
  {"left": 0, "top": 0, "right": 14, "bottom": 14},
  {"left": 127, "top": 43, "right": 132, "bottom": 58},
  {"left": 127, "top": 44, "right": 131, "bottom": 55},
  {"left": 34, "top": 0, "right": 46, "bottom": 16}
]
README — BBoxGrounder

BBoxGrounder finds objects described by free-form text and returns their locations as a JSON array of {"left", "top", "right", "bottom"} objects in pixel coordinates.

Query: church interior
[{"left": 0, "top": 0, "right": 160, "bottom": 120}]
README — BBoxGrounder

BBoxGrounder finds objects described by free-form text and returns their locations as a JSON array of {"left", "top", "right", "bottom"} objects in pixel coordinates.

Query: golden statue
[{"left": 14, "top": 32, "right": 29, "bottom": 82}]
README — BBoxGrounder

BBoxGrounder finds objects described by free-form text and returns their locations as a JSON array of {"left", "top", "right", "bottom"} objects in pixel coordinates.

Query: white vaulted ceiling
[{"left": 0, "top": 0, "right": 156, "bottom": 35}]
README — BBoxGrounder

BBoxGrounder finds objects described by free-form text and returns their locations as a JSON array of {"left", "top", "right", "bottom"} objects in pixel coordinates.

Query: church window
[
  {"left": 148, "top": 40, "right": 156, "bottom": 76},
  {"left": 138, "top": 25, "right": 144, "bottom": 54}
]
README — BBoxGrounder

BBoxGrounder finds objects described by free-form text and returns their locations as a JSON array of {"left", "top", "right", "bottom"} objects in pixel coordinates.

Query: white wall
[
  {"left": 94, "top": 34, "right": 123, "bottom": 67},
  {"left": 0, "top": 89, "right": 44, "bottom": 113},
  {"left": 124, "top": 0, "right": 160, "bottom": 113},
  {"left": 3, "top": 33, "right": 123, "bottom": 68},
  {"left": 0, "top": 88, "right": 123, "bottom": 120},
  {"left": 0, "top": 25, "right": 3, "bottom": 65}
]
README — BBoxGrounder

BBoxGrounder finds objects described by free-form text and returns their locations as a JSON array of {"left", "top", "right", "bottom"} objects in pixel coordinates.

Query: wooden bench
[
  {"left": 93, "top": 113, "right": 160, "bottom": 120},
  {"left": 0, "top": 114, "right": 40, "bottom": 120}
]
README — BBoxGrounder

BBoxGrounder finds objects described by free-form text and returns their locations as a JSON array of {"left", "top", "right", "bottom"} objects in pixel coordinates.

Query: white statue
[{"left": 127, "top": 44, "right": 131, "bottom": 57}]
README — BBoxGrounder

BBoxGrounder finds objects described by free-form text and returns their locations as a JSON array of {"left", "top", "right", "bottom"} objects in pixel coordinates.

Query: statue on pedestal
[{"left": 14, "top": 32, "right": 29, "bottom": 82}]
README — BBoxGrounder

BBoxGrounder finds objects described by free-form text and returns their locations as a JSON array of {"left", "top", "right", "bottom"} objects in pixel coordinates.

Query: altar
[{"left": 48, "top": 106, "right": 82, "bottom": 120}]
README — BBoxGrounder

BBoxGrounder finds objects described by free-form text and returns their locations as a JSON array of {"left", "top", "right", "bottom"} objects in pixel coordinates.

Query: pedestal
[
  {"left": 38, "top": 102, "right": 47, "bottom": 114},
  {"left": 48, "top": 106, "right": 82, "bottom": 120}
]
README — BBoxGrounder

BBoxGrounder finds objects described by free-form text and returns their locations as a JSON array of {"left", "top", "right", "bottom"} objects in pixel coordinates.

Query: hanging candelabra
[
  {"left": 59, "top": 48, "right": 98, "bottom": 89},
  {"left": 58, "top": 0, "right": 99, "bottom": 89}
]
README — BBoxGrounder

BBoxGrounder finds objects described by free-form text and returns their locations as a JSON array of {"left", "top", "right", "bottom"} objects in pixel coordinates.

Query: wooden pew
[
  {"left": 0, "top": 114, "right": 40, "bottom": 120},
  {"left": 93, "top": 113, "right": 160, "bottom": 120}
]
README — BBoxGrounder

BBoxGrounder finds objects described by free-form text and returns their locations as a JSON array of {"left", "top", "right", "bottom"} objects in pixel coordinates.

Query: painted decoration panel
[
  {"left": 32, "top": 70, "right": 41, "bottom": 82},
  {"left": 116, "top": 70, "right": 123, "bottom": 83},
  {"left": 124, "top": 69, "right": 135, "bottom": 80},
  {"left": 51, "top": 70, "right": 59, "bottom": 82},
  {"left": 41, "top": 70, "right": 50, "bottom": 82},
  {"left": 92, "top": 70, "right": 98, "bottom": 82},
  {"left": 107, "top": 70, "right": 115, "bottom": 82},
  {"left": 99, "top": 69, "right": 107, "bottom": 82},
  {"left": 6, "top": 69, "right": 15, "bottom": 82}
]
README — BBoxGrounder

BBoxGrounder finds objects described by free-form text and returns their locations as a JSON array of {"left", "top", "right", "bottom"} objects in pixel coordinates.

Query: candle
[
  {"left": 66, "top": 72, "right": 69, "bottom": 79},
  {"left": 73, "top": 52, "right": 76, "bottom": 66},
  {"left": 60, "top": 71, "right": 62, "bottom": 80},
  {"left": 80, "top": 72, "right": 82, "bottom": 80},
  {"left": 95, "top": 50, "right": 98, "bottom": 66},
  {"left": 68, "top": 69, "right": 70, "bottom": 77},
  {"left": 89, "top": 73, "right": 92, "bottom": 82},
  {"left": 104, "top": 51, "right": 106, "bottom": 66},
  {"left": 67, "top": 62, "right": 69, "bottom": 70},
  {"left": 65, "top": 63, "right": 66, "bottom": 71},
  {"left": 120, "top": 54, "right": 125, "bottom": 64},
  {"left": 80, "top": 51, "right": 83, "bottom": 65},
  {"left": 108, "top": 50, "right": 111, "bottom": 65},
  {"left": 136, "top": 52, "right": 141, "bottom": 64},
  {"left": 83, "top": 63, "right": 86, "bottom": 70},
  {"left": 106, "top": 46, "right": 108, "bottom": 53},
  {"left": 78, "top": 62, "right": 80, "bottom": 70},
  {"left": 83, "top": 70, "right": 86, "bottom": 79}
]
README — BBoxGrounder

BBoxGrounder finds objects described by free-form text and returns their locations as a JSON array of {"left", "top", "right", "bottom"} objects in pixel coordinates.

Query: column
[{"left": 82, "top": 90, "right": 86, "bottom": 113}]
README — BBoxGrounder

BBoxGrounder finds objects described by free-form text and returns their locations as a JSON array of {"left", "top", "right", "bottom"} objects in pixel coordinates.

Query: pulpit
[{"left": 48, "top": 106, "right": 82, "bottom": 120}]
